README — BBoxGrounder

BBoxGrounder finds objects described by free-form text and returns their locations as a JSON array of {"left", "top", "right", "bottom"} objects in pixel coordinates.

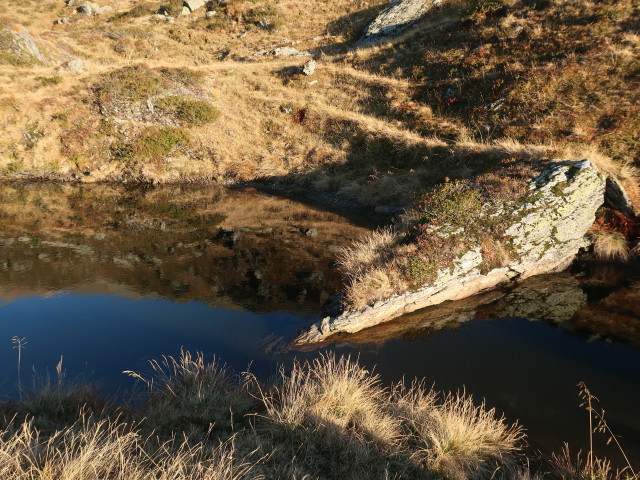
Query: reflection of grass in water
[{"left": 151, "top": 201, "right": 197, "bottom": 219}]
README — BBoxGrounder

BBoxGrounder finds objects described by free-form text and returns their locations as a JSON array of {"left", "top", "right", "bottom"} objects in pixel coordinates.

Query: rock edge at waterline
[{"left": 294, "top": 159, "right": 606, "bottom": 345}]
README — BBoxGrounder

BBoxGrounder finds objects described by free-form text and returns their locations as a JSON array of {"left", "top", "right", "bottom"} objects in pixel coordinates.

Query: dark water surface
[{"left": 0, "top": 182, "right": 639, "bottom": 466}]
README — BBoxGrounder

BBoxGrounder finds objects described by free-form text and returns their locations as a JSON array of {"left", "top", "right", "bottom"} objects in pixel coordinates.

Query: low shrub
[
  {"left": 157, "top": 96, "right": 221, "bottom": 125},
  {"left": 244, "top": 5, "right": 281, "bottom": 31},
  {"left": 111, "top": 127, "right": 190, "bottom": 161}
]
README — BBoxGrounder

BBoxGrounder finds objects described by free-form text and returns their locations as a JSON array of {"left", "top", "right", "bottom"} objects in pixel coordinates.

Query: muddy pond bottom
[{"left": 0, "top": 182, "right": 639, "bottom": 467}]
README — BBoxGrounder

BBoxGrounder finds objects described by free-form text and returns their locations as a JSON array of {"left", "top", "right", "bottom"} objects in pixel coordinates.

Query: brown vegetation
[{"left": 2, "top": 351, "right": 633, "bottom": 480}]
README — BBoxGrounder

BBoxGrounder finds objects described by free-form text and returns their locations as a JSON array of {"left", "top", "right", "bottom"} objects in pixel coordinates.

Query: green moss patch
[
  {"left": 156, "top": 96, "right": 220, "bottom": 125},
  {"left": 111, "top": 127, "right": 190, "bottom": 162}
]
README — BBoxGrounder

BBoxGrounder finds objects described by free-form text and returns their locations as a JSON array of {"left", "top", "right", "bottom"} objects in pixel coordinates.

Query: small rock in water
[{"left": 302, "top": 59, "right": 317, "bottom": 76}]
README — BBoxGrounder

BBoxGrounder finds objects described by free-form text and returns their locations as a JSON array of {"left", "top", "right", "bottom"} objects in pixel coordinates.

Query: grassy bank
[
  {"left": 0, "top": 0, "right": 637, "bottom": 203},
  {"left": 0, "top": 351, "right": 636, "bottom": 479}
]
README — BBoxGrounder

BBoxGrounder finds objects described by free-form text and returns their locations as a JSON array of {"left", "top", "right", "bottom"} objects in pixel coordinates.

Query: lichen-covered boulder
[
  {"left": 0, "top": 24, "right": 78, "bottom": 68},
  {"left": 294, "top": 159, "right": 606, "bottom": 344},
  {"left": 184, "top": 0, "right": 206, "bottom": 13},
  {"left": 357, "top": 0, "right": 439, "bottom": 47},
  {"left": 0, "top": 25, "right": 59, "bottom": 67}
]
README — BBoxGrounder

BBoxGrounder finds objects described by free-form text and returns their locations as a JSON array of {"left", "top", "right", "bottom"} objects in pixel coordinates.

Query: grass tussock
[
  {"left": 0, "top": 351, "right": 535, "bottom": 480},
  {"left": 592, "top": 231, "right": 630, "bottom": 262}
]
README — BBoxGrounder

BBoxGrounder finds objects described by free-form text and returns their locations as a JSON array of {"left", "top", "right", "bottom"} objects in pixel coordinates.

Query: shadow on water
[{"left": 0, "top": 181, "right": 639, "bottom": 468}]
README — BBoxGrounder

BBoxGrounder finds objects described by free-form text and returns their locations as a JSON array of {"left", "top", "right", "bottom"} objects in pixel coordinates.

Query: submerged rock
[
  {"left": 357, "top": 0, "right": 440, "bottom": 47},
  {"left": 294, "top": 159, "right": 606, "bottom": 344}
]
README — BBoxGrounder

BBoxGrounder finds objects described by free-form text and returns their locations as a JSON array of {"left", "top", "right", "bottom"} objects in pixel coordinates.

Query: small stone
[
  {"left": 184, "top": 0, "right": 206, "bottom": 12},
  {"left": 76, "top": 5, "right": 93, "bottom": 15},
  {"left": 54, "top": 17, "right": 71, "bottom": 24},
  {"left": 206, "top": 10, "right": 218, "bottom": 18},
  {"left": 305, "top": 228, "right": 319, "bottom": 237},
  {"left": 59, "top": 58, "right": 84, "bottom": 73},
  {"left": 302, "top": 59, "right": 317, "bottom": 76}
]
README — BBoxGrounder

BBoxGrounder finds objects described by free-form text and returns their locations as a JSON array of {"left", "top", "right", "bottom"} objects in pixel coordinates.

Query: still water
[{"left": 0, "top": 182, "right": 639, "bottom": 465}]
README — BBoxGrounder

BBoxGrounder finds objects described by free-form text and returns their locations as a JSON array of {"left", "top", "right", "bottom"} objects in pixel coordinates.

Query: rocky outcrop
[
  {"left": 0, "top": 25, "right": 60, "bottom": 67},
  {"left": 604, "top": 174, "right": 637, "bottom": 218},
  {"left": 0, "top": 24, "right": 80, "bottom": 69},
  {"left": 184, "top": 0, "right": 206, "bottom": 13},
  {"left": 294, "top": 159, "right": 606, "bottom": 344},
  {"left": 357, "top": 0, "right": 439, "bottom": 47}
]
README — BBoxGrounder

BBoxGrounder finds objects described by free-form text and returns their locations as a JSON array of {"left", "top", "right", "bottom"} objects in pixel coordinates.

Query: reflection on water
[
  {"left": 333, "top": 268, "right": 640, "bottom": 349},
  {"left": 0, "top": 182, "right": 371, "bottom": 314},
  {"left": 0, "top": 181, "right": 639, "bottom": 467}
]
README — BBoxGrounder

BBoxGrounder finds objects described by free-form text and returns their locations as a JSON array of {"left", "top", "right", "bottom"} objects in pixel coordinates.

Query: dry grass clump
[
  {"left": 549, "top": 444, "right": 615, "bottom": 480},
  {"left": 0, "top": 351, "right": 531, "bottom": 480},
  {"left": 0, "top": 416, "right": 261, "bottom": 480},
  {"left": 592, "top": 231, "right": 630, "bottom": 261},
  {"left": 404, "top": 391, "right": 524, "bottom": 480},
  {"left": 338, "top": 228, "right": 408, "bottom": 310},
  {"left": 124, "top": 349, "right": 256, "bottom": 434},
  {"left": 260, "top": 354, "right": 400, "bottom": 445}
]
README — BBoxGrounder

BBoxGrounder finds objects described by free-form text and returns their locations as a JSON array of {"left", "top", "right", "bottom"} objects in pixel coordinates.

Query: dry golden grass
[
  {"left": 592, "top": 231, "right": 630, "bottom": 262},
  {"left": 0, "top": 416, "right": 262, "bottom": 480},
  {"left": 405, "top": 391, "right": 524, "bottom": 480},
  {"left": 0, "top": 351, "right": 535, "bottom": 480},
  {"left": 260, "top": 354, "right": 401, "bottom": 445},
  {"left": 337, "top": 227, "right": 409, "bottom": 309}
]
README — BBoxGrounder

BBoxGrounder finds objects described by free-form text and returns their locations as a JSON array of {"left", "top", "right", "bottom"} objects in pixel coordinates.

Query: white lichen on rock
[
  {"left": 294, "top": 159, "right": 605, "bottom": 344},
  {"left": 357, "top": 0, "right": 440, "bottom": 47}
]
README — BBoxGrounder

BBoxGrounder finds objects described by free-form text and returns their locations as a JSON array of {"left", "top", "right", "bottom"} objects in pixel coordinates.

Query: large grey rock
[
  {"left": 357, "top": 0, "right": 439, "bottom": 47},
  {"left": 294, "top": 159, "right": 606, "bottom": 344},
  {"left": 0, "top": 24, "right": 61, "bottom": 66},
  {"left": 604, "top": 174, "right": 637, "bottom": 217},
  {"left": 76, "top": 3, "right": 99, "bottom": 15}
]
